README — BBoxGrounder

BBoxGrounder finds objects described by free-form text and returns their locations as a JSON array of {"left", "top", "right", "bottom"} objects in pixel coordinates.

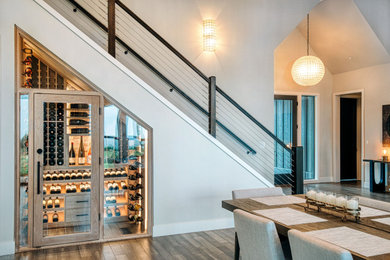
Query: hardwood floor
[
  {"left": 3, "top": 182, "right": 390, "bottom": 260},
  {"left": 2, "top": 229, "right": 235, "bottom": 260}
]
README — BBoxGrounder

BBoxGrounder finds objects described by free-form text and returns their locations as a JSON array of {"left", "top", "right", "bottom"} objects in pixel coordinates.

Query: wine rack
[
  {"left": 21, "top": 45, "right": 65, "bottom": 90},
  {"left": 103, "top": 157, "right": 145, "bottom": 224},
  {"left": 43, "top": 103, "right": 65, "bottom": 167},
  {"left": 42, "top": 169, "right": 92, "bottom": 228}
]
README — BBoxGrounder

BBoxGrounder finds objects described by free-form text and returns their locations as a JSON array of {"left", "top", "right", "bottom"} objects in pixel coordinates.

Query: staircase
[{"left": 41, "top": 0, "right": 303, "bottom": 192}]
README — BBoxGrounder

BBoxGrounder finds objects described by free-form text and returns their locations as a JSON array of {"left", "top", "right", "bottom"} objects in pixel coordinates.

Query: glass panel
[
  {"left": 301, "top": 96, "right": 316, "bottom": 180},
  {"left": 103, "top": 103, "right": 148, "bottom": 238},
  {"left": 274, "top": 99, "right": 292, "bottom": 175},
  {"left": 19, "top": 95, "right": 29, "bottom": 247},
  {"left": 42, "top": 102, "right": 92, "bottom": 237}
]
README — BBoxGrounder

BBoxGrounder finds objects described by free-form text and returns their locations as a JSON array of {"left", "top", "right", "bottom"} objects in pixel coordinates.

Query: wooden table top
[{"left": 222, "top": 195, "right": 390, "bottom": 260}]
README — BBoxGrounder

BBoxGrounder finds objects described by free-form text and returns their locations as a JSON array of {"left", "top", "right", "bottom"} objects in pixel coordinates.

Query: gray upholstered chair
[
  {"left": 232, "top": 187, "right": 285, "bottom": 199},
  {"left": 234, "top": 209, "right": 286, "bottom": 260},
  {"left": 357, "top": 196, "right": 390, "bottom": 211},
  {"left": 288, "top": 229, "right": 353, "bottom": 260}
]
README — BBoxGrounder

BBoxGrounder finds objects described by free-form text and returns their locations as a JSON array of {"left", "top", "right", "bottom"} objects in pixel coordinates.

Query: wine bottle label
[
  {"left": 69, "top": 158, "right": 76, "bottom": 165},
  {"left": 78, "top": 157, "right": 85, "bottom": 165}
]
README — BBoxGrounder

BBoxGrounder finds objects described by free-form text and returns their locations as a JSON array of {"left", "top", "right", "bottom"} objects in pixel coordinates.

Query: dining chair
[
  {"left": 357, "top": 196, "right": 390, "bottom": 211},
  {"left": 234, "top": 209, "right": 286, "bottom": 260},
  {"left": 288, "top": 229, "right": 353, "bottom": 260},
  {"left": 232, "top": 187, "right": 285, "bottom": 199}
]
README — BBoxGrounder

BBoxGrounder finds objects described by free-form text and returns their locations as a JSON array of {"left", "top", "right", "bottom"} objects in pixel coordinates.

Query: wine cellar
[{"left": 16, "top": 32, "right": 151, "bottom": 250}]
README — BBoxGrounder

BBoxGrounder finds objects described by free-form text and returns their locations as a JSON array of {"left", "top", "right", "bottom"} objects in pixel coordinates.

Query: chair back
[
  {"left": 232, "top": 187, "right": 285, "bottom": 199},
  {"left": 288, "top": 229, "right": 353, "bottom": 260},
  {"left": 234, "top": 209, "right": 285, "bottom": 260}
]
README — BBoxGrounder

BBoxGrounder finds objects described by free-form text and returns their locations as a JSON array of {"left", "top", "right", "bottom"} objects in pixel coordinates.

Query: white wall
[
  {"left": 121, "top": 0, "right": 320, "bottom": 130},
  {"left": 274, "top": 28, "right": 334, "bottom": 182},
  {"left": 0, "top": 0, "right": 294, "bottom": 255}
]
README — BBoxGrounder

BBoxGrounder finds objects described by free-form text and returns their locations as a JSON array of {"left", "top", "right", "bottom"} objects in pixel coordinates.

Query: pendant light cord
[{"left": 307, "top": 13, "right": 310, "bottom": 56}]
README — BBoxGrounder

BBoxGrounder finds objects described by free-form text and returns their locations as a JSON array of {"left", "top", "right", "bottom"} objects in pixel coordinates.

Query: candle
[
  {"left": 307, "top": 190, "right": 316, "bottom": 199},
  {"left": 346, "top": 198, "right": 359, "bottom": 210},
  {"left": 326, "top": 194, "right": 336, "bottom": 205},
  {"left": 336, "top": 196, "right": 347, "bottom": 207},
  {"left": 316, "top": 192, "right": 326, "bottom": 203}
]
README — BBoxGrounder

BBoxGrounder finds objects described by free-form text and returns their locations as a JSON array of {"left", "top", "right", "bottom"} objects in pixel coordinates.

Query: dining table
[{"left": 222, "top": 195, "right": 390, "bottom": 260}]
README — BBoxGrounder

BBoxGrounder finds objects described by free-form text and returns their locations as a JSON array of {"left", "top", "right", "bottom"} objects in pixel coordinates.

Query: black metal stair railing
[{"left": 47, "top": 0, "right": 303, "bottom": 190}]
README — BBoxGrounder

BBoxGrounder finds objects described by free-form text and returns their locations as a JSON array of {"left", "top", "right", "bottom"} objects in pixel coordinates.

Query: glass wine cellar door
[{"left": 33, "top": 93, "right": 100, "bottom": 247}]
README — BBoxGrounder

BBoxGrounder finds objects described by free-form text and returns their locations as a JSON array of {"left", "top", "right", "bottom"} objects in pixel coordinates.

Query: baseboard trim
[
  {"left": 152, "top": 218, "right": 234, "bottom": 237},
  {"left": 304, "top": 177, "right": 334, "bottom": 184},
  {"left": 0, "top": 240, "right": 15, "bottom": 256}
]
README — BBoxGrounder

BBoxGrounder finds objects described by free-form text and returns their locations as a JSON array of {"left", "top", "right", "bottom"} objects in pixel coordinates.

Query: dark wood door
[{"left": 340, "top": 98, "right": 357, "bottom": 181}]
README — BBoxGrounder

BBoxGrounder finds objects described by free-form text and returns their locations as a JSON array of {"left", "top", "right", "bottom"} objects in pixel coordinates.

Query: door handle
[{"left": 37, "top": 161, "right": 41, "bottom": 194}]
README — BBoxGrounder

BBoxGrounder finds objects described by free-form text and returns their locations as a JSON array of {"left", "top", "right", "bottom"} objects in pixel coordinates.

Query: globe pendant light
[{"left": 291, "top": 14, "right": 325, "bottom": 86}]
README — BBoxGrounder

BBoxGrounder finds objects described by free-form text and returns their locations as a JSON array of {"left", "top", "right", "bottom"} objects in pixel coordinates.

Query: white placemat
[
  {"left": 251, "top": 195, "right": 306, "bottom": 206},
  {"left": 253, "top": 207, "right": 327, "bottom": 225},
  {"left": 360, "top": 206, "right": 390, "bottom": 218},
  {"left": 307, "top": 227, "right": 390, "bottom": 257},
  {"left": 372, "top": 217, "right": 390, "bottom": 225}
]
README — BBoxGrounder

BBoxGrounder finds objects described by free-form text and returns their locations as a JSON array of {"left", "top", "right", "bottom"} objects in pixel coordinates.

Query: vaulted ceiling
[{"left": 296, "top": 0, "right": 390, "bottom": 74}]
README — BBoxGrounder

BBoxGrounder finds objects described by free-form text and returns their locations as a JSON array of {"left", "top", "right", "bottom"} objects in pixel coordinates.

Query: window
[
  {"left": 274, "top": 98, "right": 295, "bottom": 175},
  {"left": 301, "top": 96, "right": 316, "bottom": 180}
]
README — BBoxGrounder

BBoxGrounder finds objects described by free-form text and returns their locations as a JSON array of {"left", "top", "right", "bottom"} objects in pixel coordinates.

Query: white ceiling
[{"left": 296, "top": 0, "right": 390, "bottom": 74}]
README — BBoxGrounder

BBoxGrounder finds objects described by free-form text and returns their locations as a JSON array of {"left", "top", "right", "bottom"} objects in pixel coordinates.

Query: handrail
[
  {"left": 68, "top": 0, "right": 256, "bottom": 155},
  {"left": 216, "top": 86, "right": 292, "bottom": 152},
  {"left": 115, "top": 0, "right": 209, "bottom": 83},
  {"left": 114, "top": 0, "right": 291, "bottom": 153}
]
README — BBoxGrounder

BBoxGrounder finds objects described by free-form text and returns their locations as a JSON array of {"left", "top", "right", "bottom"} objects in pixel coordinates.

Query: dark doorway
[{"left": 340, "top": 98, "right": 357, "bottom": 181}]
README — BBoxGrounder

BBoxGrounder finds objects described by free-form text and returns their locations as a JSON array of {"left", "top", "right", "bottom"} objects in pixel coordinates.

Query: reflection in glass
[
  {"left": 103, "top": 103, "right": 148, "bottom": 239},
  {"left": 19, "top": 95, "right": 29, "bottom": 247}
]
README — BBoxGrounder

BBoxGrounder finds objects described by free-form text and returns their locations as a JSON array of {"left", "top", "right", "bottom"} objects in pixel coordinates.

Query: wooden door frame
[
  {"left": 332, "top": 89, "right": 365, "bottom": 185},
  {"left": 274, "top": 95, "right": 298, "bottom": 146}
]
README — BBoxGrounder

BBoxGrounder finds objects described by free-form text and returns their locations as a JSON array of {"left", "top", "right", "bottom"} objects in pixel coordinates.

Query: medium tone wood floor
[{"left": 3, "top": 182, "right": 390, "bottom": 260}]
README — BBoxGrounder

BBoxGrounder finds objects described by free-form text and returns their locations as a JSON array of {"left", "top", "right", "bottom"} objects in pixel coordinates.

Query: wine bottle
[
  {"left": 107, "top": 208, "right": 113, "bottom": 218},
  {"left": 70, "top": 104, "right": 89, "bottom": 109},
  {"left": 69, "top": 119, "right": 89, "bottom": 126},
  {"left": 78, "top": 137, "right": 85, "bottom": 166},
  {"left": 120, "top": 181, "right": 127, "bottom": 190},
  {"left": 54, "top": 197, "right": 60, "bottom": 208},
  {"left": 71, "top": 128, "right": 89, "bottom": 134},
  {"left": 53, "top": 211, "right": 59, "bottom": 222},
  {"left": 69, "top": 142, "right": 76, "bottom": 165},
  {"left": 114, "top": 207, "right": 121, "bottom": 217},
  {"left": 43, "top": 212, "right": 48, "bottom": 223},
  {"left": 70, "top": 111, "right": 89, "bottom": 117},
  {"left": 47, "top": 199, "right": 53, "bottom": 208},
  {"left": 87, "top": 147, "right": 92, "bottom": 165},
  {"left": 43, "top": 200, "right": 46, "bottom": 209}
]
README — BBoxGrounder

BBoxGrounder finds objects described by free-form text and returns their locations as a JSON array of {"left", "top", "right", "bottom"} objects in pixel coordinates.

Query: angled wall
[{"left": 0, "top": 0, "right": 281, "bottom": 255}]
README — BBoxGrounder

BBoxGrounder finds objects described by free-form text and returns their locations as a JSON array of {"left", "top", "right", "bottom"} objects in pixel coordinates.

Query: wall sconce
[{"left": 203, "top": 19, "right": 216, "bottom": 52}]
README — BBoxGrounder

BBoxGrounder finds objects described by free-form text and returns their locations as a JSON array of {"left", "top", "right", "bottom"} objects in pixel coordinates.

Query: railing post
[
  {"left": 292, "top": 146, "right": 304, "bottom": 194},
  {"left": 108, "top": 0, "right": 116, "bottom": 57},
  {"left": 208, "top": 76, "right": 216, "bottom": 137}
]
